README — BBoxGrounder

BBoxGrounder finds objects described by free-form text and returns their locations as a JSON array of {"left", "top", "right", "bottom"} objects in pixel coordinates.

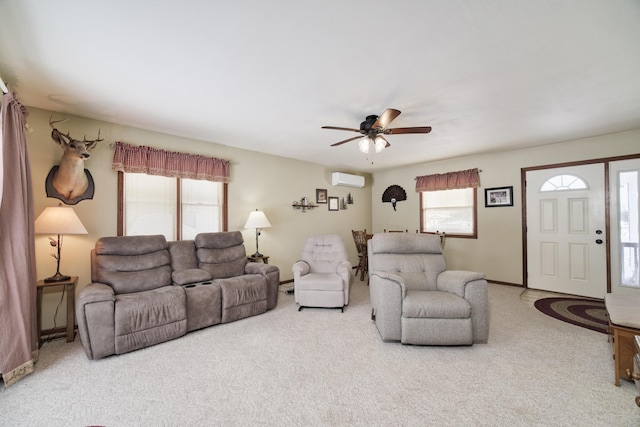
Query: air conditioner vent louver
[{"left": 331, "top": 172, "right": 365, "bottom": 188}]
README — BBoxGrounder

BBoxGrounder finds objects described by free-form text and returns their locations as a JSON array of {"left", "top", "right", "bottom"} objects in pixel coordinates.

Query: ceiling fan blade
[
  {"left": 385, "top": 126, "right": 432, "bottom": 135},
  {"left": 322, "top": 126, "right": 361, "bottom": 133},
  {"left": 330, "top": 135, "right": 363, "bottom": 147},
  {"left": 373, "top": 108, "right": 401, "bottom": 129}
]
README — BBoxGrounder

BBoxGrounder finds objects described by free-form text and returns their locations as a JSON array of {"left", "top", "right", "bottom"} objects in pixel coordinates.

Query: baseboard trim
[
  {"left": 487, "top": 279, "right": 523, "bottom": 287},
  {"left": 40, "top": 325, "right": 77, "bottom": 339},
  {"left": 280, "top": 278, "right": 522, "bottom": 287}
]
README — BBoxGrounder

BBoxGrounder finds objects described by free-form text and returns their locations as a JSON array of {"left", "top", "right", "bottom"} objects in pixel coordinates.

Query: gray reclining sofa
[{"left": 76, "top": 231, "right": 279, "bottom": 359}]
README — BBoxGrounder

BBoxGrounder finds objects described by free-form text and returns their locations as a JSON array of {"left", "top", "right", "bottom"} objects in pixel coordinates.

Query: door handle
[{"left": 595, "top": 239, "right": 603, "bottom": 244}]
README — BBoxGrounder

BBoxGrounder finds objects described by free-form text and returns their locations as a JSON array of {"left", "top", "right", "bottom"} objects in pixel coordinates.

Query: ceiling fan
[{"left": 322, "top": 108, "right": 432, "bottom": 153}]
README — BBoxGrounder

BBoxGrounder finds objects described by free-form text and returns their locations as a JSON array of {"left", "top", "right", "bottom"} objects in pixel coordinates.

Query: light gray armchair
[
  {"left": 292, "top": 234, "right": 351, "bottom": 311},
  {"left": 368, "top": 233, "right": 488, "bottom": 345}
]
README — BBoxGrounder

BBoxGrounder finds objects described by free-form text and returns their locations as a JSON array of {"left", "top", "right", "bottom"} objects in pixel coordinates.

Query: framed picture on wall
[
  {"left": 316, "top": 188, "right": 327, "bottom": 204},
  {"left": 485, "top": 186, "right": 513, "bottom": 207},
  {"left": 328, "top": 197, "right": 339, "bottom": 211}
]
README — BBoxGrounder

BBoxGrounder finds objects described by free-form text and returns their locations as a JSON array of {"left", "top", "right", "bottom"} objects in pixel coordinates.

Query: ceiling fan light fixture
[
  {"left": 323, "top": 108, "right": 432, "bottom": 154},
  {"left": 358, "top": 137, "right": 371, "bottom": 153}
]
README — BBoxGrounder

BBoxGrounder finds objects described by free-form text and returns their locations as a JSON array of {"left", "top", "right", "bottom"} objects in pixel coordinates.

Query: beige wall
[
  {"left": 372, "top": 129, "right": 640, "bottom": 285},
  {"left": 28, "top": 107, "right": 372, "bottom": 329},
  {"left": 28, "top": 103, "right": 640, "bottom": 328}
]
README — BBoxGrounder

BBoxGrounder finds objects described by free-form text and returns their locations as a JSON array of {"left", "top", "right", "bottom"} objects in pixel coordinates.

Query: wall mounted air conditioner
[{"left": 331, "top": 172, "right": 365, "bottom": 188}]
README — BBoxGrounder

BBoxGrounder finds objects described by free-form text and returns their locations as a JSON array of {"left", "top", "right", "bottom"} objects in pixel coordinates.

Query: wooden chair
[
  {"left": 352, "top": 229, "right": 368, "bottom": 281},
  {"left": 423, "top": 231, "right": 446, "bottom": 248}
]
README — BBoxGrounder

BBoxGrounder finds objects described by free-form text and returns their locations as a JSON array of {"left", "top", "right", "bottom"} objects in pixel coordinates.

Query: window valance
[
  {"left": 112, "top": 141, "right": 230, "bottom": 183},
  {"left": 415, "top": 168, "right": 480, "bottom": 192}
]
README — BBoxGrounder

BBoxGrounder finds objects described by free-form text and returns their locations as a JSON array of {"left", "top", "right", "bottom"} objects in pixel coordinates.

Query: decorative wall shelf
[{"left": 292, "top": 197, "right": 318, "bottom": 213}]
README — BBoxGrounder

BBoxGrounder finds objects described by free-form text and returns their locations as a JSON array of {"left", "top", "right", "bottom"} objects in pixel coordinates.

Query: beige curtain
[
  {"left": 112, "top": 141, "right": 230, "bottom": 182},
  {"left": 0, "top": 89, "right": 38, "bottom": 387},
  {"left": 415, "top": 168, "right": 480, "bottom": 191}
]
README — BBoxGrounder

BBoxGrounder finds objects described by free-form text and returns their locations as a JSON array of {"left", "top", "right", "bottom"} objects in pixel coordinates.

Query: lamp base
[
  {"left": 250, "top": 252, "right": 264, "bottom": 258},
  {"left": 44, "top": 273, "right": 70, "bottom": 283}
]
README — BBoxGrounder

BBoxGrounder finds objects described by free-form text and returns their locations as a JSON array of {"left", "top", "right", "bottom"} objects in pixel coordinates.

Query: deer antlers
[{"left": 49, "top": 115, "right": 103, "bottom": 144}]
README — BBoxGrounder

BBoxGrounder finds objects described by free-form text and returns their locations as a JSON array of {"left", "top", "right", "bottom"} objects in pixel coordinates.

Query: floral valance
[
  {"left": 415, "top": 168, "right": 480, "bottom": 192},
  {"left": 112, "top": 141, "right": 230, "bottom": 183}
]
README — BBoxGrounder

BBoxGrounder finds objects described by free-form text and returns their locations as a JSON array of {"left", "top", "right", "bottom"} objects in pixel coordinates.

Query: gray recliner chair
[
  {"left": 292, "top": 234, "right": 351, "bottom": 311},
  {"left": 368, "top": 233, "right": 488, "bottom": 345}
]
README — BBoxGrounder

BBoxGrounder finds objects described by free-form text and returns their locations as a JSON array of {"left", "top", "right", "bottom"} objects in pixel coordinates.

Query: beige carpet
[{"left": 1, "top": 281, "right": 638, "bottom": 426}]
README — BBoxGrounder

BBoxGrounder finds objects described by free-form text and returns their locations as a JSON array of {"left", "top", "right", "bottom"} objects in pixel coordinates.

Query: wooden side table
[
  {"left": 609, "top": 321, "right": 640, "bottom": 386},
  {"left": 36, "top": 276, "right": 78, "bottom": 348},
  {"left": 247, "top": 255, "right": 269, "bottom": 264}
]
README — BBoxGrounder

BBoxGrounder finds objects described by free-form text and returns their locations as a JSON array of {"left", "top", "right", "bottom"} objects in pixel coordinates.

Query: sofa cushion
[
  {"left": 168, "top": 240, "right": 198, "bottom": 271},
  {"left": 299, "top": 234, "right": 349, "bottom": 274},
  {"left": 92, "top": 235, "right": 172, "bottom": 294},
  {"left": 172, "top": 268, "right": 212, "bottom": 285},
  {"left": 218, "top": 275, "right": 267, "bottom": 308},
  {"left": 403, "top": 290, "right": 471, "bottom": 319},
  {"left": 95, "top": 235, "right": 168, "bottom": 256},
  {"left": 93, "top": 254, "right": 172, "bottom": 294},
  {"left": 114, "top": 286, "right": 187, "bottom": 354},
  {"left": 195, "top": 231, "right": 248, "bottom": 279},
  {"left": 217, "top": 275, "right": 267, "bottom": 323},
  {"left": 295, "top": 273, "right": 344, "bottom": 291}
]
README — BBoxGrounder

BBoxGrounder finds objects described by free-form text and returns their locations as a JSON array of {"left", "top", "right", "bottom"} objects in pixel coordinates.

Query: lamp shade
[
  {"left": 358, "top": 137, "right": 370, "bottom": 153},
  {"left": 244, "top": 210, "right": 271, "bottom": 229},
  {"left": 374, "top": 136, "right": 386, "bottom": 153},
  {"left": 34, "top": 206, "right": 88, "bottom": 235}
]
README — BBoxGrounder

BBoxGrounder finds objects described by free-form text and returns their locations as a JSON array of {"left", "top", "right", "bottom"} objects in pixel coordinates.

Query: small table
[
  {"left": 605, "top": 293, "right": 640, "bottom": 386},
  {"left": 247, "top": 255, "right": 269, "bottom": 264},
  {"left": 36, "top": 276, "right": 78, "bottom": 348}
]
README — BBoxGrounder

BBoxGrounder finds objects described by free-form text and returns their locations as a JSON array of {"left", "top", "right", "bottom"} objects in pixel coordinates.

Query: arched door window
[{"left": 540, "top": 174, "right": 588, "bottom": 192}]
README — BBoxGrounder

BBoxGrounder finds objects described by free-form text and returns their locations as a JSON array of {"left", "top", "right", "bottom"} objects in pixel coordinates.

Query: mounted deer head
[
  {"left": 50, "top": 116, "right": 102, "bottom": 159},
  {"left": 49, "top": 115, "right": 103, "bottom": 201}
]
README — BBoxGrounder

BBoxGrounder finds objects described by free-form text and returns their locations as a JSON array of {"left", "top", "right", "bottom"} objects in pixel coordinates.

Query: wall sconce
[{"left": 292, "top": 197, "right": 318, "bottom": 213}]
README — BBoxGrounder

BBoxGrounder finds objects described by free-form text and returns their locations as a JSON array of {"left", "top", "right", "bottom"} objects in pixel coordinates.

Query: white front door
[{"left": 526, "top": 164, "right": 607, "bottom": 298}]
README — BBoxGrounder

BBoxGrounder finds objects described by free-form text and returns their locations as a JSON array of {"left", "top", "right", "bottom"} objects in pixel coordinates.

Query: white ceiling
[{"left": 1, "top": 1, "right": 639, "bottom": 172}]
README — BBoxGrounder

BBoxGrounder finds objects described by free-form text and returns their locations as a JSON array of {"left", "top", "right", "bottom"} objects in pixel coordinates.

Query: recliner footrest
[{"left": 403, "top": 291, "right": 471, "bottom": 319}]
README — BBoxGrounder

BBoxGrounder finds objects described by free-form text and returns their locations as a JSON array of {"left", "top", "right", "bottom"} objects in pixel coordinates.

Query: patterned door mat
[{"left": 534, "top": 297, "right": 608, "bottom": 334}]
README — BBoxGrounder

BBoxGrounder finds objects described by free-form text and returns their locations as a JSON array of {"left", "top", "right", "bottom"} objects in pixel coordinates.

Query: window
[
  {"left": 416, "top": 168, "right": 479, "bottom": 238},
  {"left": 540, "top": 174, "right": 588, "bottom": 192},
  {"left": 420, "top": 188, "right": 477, "bottom": 237},
  {"left": 618, "top": 170, "right": 639, "bottom": 287},
  {"left": 118, "top": 172, "right": 226, "bottom": 239},
  {"left": 112, "top": 141, "right": 230, "bottom": 239}
]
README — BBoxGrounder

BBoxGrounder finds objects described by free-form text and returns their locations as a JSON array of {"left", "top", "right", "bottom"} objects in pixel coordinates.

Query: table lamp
[
  {"left": 35, "top": 204, "right": 88, "bottom": 282},
  {"left": 244, "top": 209, "right": 271, "bottom": 257}
]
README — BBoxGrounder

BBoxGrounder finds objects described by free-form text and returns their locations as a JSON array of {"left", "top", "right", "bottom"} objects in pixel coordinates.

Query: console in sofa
[{"left": 76, "top": 231, "right": 279, "bottom": 360}]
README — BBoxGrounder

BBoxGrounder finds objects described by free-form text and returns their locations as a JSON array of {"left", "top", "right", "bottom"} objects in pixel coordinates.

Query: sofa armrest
[
  {"left": 77, "top": 282, "right": 115, "bottom": 305},
  {"left": 292, "top": 260, "right": 310, "bottom": 277},
  {"left": 336, "top": 260, "right": 352, "bottom": 305},
  {"left": 437, "top": 271, "right": 488, "bottom": 343},
  {"left": 369, "top": 271, "right": 406, "bottom": 341},
  {"left": 336, "top": 260, "right": 351, "bottom": 276},
  {"left": 244, "top": 262, "right": 278, "bottom": 275},
  {"left": 436, "top": 270, "right": 485, "bottom": 297},
  {"left": 371, "top": 271, "right": 405, "bottom": 290},
  {"left": 76, "top": 283, "right": 116, "bottom": 360},
  {"left": 245, "top": 263, "right": 280, "bottom": 310}
]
